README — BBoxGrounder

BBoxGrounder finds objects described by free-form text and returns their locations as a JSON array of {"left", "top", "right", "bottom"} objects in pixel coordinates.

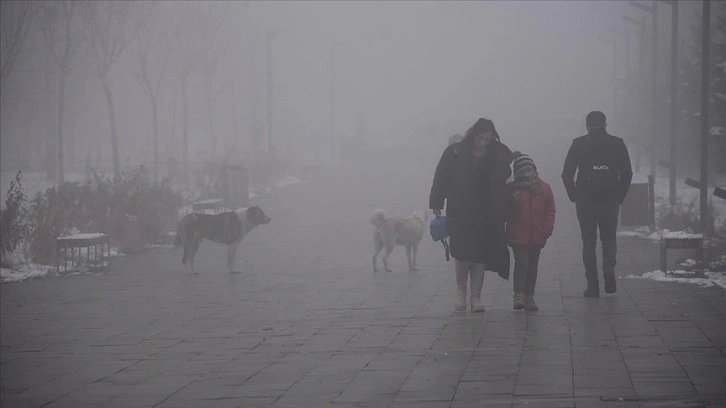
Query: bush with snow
[{"left": 0, "top": 171, "right": 30, "bottom": 267}]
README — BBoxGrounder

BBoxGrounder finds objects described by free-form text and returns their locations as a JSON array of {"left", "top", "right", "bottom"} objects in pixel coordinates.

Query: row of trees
[
  {"left": 1, "top": 1, "right": 254, "bottom": 186},
  {"left": 677, "top": 3, "right": 726, "bottom": 173}
]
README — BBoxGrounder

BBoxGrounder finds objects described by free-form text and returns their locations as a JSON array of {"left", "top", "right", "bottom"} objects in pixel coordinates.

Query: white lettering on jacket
[{"left": 593, "top": 165, "right": 610, "bottom": 171}]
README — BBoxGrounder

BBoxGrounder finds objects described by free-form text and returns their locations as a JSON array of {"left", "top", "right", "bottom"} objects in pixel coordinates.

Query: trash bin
[{"left": 620, "top": 174, "right": 652, "bottom": 227}]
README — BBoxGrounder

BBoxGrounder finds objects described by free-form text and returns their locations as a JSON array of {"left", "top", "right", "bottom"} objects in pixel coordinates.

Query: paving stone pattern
[{"left": 2, "top": 140, "right": 725, "bottom": 407}]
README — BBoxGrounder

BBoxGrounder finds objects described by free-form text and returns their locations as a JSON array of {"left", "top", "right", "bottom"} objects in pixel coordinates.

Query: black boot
[
  {"left": 604, "top": 272, "right": 616, "bottom": 294},
  {"left": 602, "top": 240, "right": 617, "bottom": 294},
  {"left": 583, "top": 278, "right": 599, "bottom": 298}
]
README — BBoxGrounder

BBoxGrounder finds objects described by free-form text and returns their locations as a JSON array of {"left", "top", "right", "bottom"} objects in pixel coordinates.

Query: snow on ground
[
  {"left": 0, "top": 264, "right": 57, "bottom": 283},
  {"left": 616, "top": 163, "right": 726, "bottom": 290},
  {"left": 625, "top": 270, "right": 726, "bottom": 290}
]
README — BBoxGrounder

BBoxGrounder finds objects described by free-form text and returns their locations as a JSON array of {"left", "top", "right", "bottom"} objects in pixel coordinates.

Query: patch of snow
[
  {"left": 58, "top": 233, "right": 107, "bottom": 240},
  {"left": 275, "top": 175, "right": 303, "bottom": 188},
  {"left": 661, "top": 230, "right": 703, "bottom": 239},
  {"left": 707, "top": 271, "right": 726, "bottom": 290},
  {"left": 1, "top": 264, "right": 56, "bottom": 283},
  {"left": 616, "top": 227, "right": 676, "bottom": 241},
  {"left": 193, "top": 198, "right": 223, "bottom": 205},
  {"left": 625, "top": 269, "right": 726, "bottom": 290}
]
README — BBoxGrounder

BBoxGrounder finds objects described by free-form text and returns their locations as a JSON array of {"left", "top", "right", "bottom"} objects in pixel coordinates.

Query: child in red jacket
[{"left": 506, "top": 152, "right": 556, "bottom": 311}]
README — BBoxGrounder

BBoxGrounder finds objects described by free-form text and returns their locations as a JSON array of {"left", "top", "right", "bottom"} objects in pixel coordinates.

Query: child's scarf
[{"left": 512, "top": 171, "right": 543, "bottom": 209}]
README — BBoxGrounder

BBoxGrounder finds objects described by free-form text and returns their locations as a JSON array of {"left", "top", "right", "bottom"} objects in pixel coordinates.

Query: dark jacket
[
  {"left": 561, "top": 129, "right": 633, "bottom": 204},
  {"left": 506, "top": 178, "right": 556, "bottom": 248},
  {"left": 430, "top": 138, "right": 513, "bottom": 279}
]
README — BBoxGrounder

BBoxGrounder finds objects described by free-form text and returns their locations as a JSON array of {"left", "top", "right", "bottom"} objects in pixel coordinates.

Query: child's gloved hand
[{"left": 512, "top": 191, "right": 521, "bottom": 208}]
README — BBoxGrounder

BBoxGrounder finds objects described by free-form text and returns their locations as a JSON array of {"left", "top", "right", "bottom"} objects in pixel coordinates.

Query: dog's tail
[{"left": 370, "top": 208, "right": 386, "bottom": 227}]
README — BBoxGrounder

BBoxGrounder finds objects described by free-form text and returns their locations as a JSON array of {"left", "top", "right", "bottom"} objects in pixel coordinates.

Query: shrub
[
  {"left": 28, "top": 165, "right": 183, "bottom": 263},
  {"left": 0, "top": 171, "right": 30, "bottom": 267},
  {"left": 657, "top": 197, "right": 715, "bottom": 236},
  {"left": 28, "top": 181, "right": 89, "bottom": 264}
]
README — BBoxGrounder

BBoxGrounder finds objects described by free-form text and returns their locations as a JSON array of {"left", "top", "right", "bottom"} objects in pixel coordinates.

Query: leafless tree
[
  {"left": 0, "top": 1, "right": 34, "bottom": 102},
  {"left": 199, "top": 3, "right": 249, "bottom": 161},
  {"left": 35, "top": 1, "right": 85, "bottom": 184},
  {"left": 81, "top": 0, "right": 134, "bottom": 180},
  {"left": 170, "top": 3, "right": 208, "bottom": 186},
  {"left": 133, "top": 2, "right": 170, "bottom": 185},
  {"left": 200, "top": 11, "right": 228, "bottom": 161}
]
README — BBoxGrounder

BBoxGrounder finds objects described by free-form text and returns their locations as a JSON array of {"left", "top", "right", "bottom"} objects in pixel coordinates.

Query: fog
[{"left": 0, "top": 0, "right": 716, "bottom": 182}]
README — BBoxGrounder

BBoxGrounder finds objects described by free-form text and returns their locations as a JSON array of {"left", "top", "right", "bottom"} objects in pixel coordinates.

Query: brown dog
[{"left": 175, "top": 206, "right": 271, "bottom": 273}]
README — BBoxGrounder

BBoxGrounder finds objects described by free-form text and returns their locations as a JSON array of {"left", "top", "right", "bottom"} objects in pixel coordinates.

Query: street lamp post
[
  {"left": 266, "top": 30, "right": 276, "bottom": 158},
  {"left": 629, "top": 1, "right": 658, "bottom": 196},
  {"left": 610, "top": 28, "right": 629, "bottom": 138},
  {"left": 622, "top": 14, "right": 647, "bottom": 173},
  {"left": 598, "top": 36, "right": 618, "bottom": 121},
  {"left": 330, "top": 40, "right": 349, "bottom": 163},
  {"left": 659, "top": 0, "right": 679, "bottom": 206},
  {"left": 700, "top": 0, "right": 710, "bottom": 234}
]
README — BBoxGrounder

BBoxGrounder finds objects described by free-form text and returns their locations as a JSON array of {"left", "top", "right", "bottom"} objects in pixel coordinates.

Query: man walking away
[{"left": 561, "top": 111, "right": 633, "bottom": 297}]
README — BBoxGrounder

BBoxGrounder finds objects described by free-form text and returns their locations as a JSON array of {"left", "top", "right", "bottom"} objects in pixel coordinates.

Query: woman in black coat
[{"left": 430, "top": 118, "right": 513, "bottom": 312}]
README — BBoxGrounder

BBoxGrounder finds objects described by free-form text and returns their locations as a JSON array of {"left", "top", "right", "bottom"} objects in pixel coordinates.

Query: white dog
[{"left": 371, "top": 209, "right": 428, "bottom": 272}]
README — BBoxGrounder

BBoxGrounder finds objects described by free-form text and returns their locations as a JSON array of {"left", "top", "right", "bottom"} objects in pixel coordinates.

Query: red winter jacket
[{"left": 506, "top": 178, "right": 556, "bottom": 247}]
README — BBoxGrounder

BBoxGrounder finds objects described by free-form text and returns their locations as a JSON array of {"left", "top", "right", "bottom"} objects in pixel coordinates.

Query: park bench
[
  {"left": 659, "top": 182, "right": 726, "bottom": 274},
  {"left": 660, "top": 231, "right": 704, "bottom": 275},
  {"left": 57, "top": 233, "right": 110, "bottom": 273}
]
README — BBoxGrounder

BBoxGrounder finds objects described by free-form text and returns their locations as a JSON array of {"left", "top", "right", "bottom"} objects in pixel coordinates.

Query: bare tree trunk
[
  {"left": 44, "top": 58, "right": 56, "bottom": 182},
  {"left": 57, "top": 70, "right": 67, "bottom": 184},
  {"left": 101, "top": 79, "right": 120, "bottom": 179},
  {"left": 181, "top": 74, "right": 189, "bottom": 186},
  {"left": 231, "top": 81, "right": 238, "bottom": 152},
  {"left": 151, "top": 96, "right": 159, "bottom": 185},
  {"left": 206, "top": 94, "right": 215, "bottom": 159}
]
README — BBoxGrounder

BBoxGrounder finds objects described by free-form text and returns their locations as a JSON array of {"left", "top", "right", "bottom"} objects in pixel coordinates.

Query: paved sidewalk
[{"left": 2, "top": 143, "right": 725, "bottom": 408}]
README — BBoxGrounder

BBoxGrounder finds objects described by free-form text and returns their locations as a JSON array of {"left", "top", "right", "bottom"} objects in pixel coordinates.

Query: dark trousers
[
  {"left": 512, "top": 246, "right": 541, "bottom": 295},
  {"left": 575, "top": 200, "right": 619, "bottom": 285}
]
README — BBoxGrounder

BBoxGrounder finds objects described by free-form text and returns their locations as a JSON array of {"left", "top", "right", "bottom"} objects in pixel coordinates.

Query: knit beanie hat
[{"left": 512, "top": 151, "right": 536, "bottom": 175}]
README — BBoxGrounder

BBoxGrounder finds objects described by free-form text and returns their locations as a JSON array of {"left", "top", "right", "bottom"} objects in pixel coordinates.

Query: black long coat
[{"left": 429, "top": 139, "right": 513, "bottom": 279}]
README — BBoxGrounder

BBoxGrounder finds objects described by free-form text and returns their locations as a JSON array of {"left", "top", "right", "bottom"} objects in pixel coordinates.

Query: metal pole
[
  {"left": 623, "top": 14, "right": 650, "bottom": 173},
  {"left": 638, "top": 16, "right": 646, "bottom": 174},
  {"left": 669, "top": 1, "right": 678, "bottom": 206},
  {"left": 610, "top": 28, "right": 628, "bottom": 131},
  {"left": 330, "top": 43, "right": 336, "bottom": 162},
  {"left": 625, "top": 28, "right": 631, "bottom": 140},
  {"left": 700, "top": 0, "right": 710, "bottom": 234},
  {"left": 266, "top": 30, "right": 275, "bottom": 158},
  {"left": 599, "top": 36, "right": 618, "bottom": 121},
  {"left": 630, "top": 1, "right": 659, "bottom": 187},
  {"left": 612, "top": 40, "right": 618, "bottom": 120},
  {"left": 651, "top": 2, "right": 658, "bottom": 190}
]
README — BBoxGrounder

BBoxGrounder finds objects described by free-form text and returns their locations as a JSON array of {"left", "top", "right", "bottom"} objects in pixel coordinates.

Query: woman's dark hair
[{"left": 464, "top": 118, "right": 501, "bottom": 142}]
